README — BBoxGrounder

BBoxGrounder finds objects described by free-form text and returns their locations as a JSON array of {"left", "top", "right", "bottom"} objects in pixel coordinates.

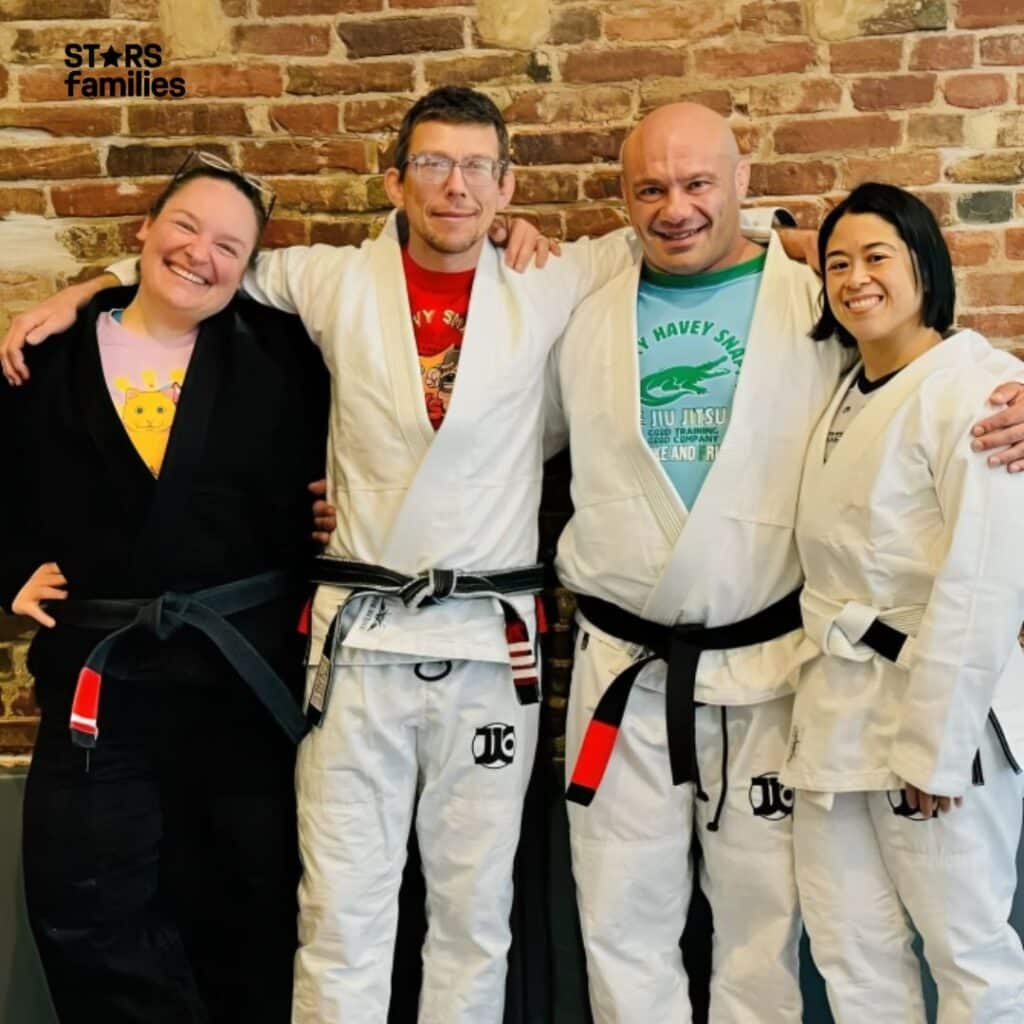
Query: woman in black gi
[{"left": 0, "top": 153, "right": 326, "bottom": 1024}]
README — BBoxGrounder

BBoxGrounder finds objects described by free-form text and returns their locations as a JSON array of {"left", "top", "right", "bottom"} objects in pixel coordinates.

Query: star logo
[{"left": 101, "top": 45, "right": 120, "bottom": 67}]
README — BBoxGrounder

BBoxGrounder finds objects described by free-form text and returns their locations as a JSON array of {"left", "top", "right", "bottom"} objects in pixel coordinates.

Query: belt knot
[{"left": 399, "top": 569, "right": 458, "bottom": 609}]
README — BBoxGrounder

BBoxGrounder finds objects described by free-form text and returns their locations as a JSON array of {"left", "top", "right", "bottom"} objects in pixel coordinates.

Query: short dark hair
[
  {"left": 810, "top": 182, "right": 955, "bottom": 348},
  {"left": 392, "top": 86, "right": 510, "bottom": 181},
  {"left": 149, "top": 164, "right": 270, "bottom": 267}
]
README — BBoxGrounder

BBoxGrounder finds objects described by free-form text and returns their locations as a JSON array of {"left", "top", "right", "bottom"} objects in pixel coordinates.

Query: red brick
[
  {"left": 51, "top": 180, "right": 164, "bottom": 216},
  {"left": 165, "top": 63, "right": 283, "bottom": 99},
  {"left": 748, "top": 161, "right": 837, "bottom": 197},
  {"left": 514, "top": 168, "right": 579, "bottom": 204},
  {"left": 695, "top": 41, "right": 817, "bottom": 78},
  {"left": 239, "top": 138, "right": 374, "bottom": 175},
  {"left": 830, "top": 38, "right": 902, "bottom": 73},
  {"left": 0, "top": 105, "right": 120, "bottom": 137},
  {"left": 564, "top": 204, "right": 628, "bottom": 241},
  {"left": 501, "top": 86, "right": 632, "bottom": 125},
  {"left": 562, "top": 47, "right": 687, "bottom": 84},
  {"left": 604, "top": 4, "right": 731, "bottom": 42},
  {"left": 946, "top": 152, "right": 1024, "bottom": 185},
  {"left": 424, "top": 53, "right": 533, "bottom": 87},
  {"left": 860, "top": 0, "right": 946, "bottom": 33},
  {"left": 268, "top": 102, "right": 338, "bottom": 136},
  {"left": 127, "top": 104, "right": 250, "bottom": 137},
  {"left": 943, "top": 229, "right": 1000, "bottom": 266},
  {"left": 774, "top": 115, "right": 901, "bottom": 154},
  {"left": 0, "top": 144, "right": 101, "bottom": 180},
  {"left": 20, "top": 68, "right": 85, "bottom": 102},
  {"left": 739, "top": 1, "right": 804, "bottom": 34},
  {"left": 551, "top": 7, "right": 601, "bottom": 44},
  {"left": 944, "top": 72, "right": 1010, "bottom": 107},
  {"left": 962, "top": 270, "right": 1024, "bottom": 307},
  {"left": 917, "top": 191, "right": 954, "bottom": 226},
  {"left": 980, "top": 33, "right": 1024, "bottom": 64},
  {"left": 748, "top": 79, "right": 842, "bottom": 117},
  {"left": 233, "top": 23, "right": 331, "bottom": 56},
  {"left": 909, "top": 34, "right": 974, "bottom": 69},
  {"left": 262, "top": 218, "right": 310, "bottom": 247},
  {"left": 1007, "top": 227, "right": 1024, "bottom": 259},
  {"left": 583, "top": 170, "right": 622, "bottom": 201},
  {"left": 0, "top": 0, "right": 106, "bottom": 17},
  {"left": 843, "top": 152, "right": 942, "bottom": 187},
  {"left": 1019, "top": 73, "right": 1024, "bottom": 105},
  {"left": 221, "top": 0, "right": 246, "bottom": 14},
  {"left": 0, "top": 188, "right": 47, "bottom": 215},
  {"left": 907, "top": 113, "right": 964, "bottom": 147},
  {"left": 638, "top": 83, "right": 732, "bottom": 116},
  {"left": 345, "top": 97, "right": 413, "bottom": 131},
  {"left": 338, "top": 16, "right": 463, "bottom": 58},
  {"left": 287, "top": 62, "right": 414, "bottom": 96},
  {"left": 270, "top": 176, "right": 368, "bottom": 214},
  {"left": 106, "top": 143, "right": 231, "bottom": 177},
  {"left": 110, "top": 0, "right": 159, "bottom": 14},
  {"left": 0, "top": 67, "right": 7, "bottom": 100},
  {"left": 512, "top": 129, "right": 627, "bottom": 166},
  {"left": 851, "top": 74, "right": 936, "bottom": 111},
  {"left": 746, "top": 196, "right": 827, "bottom": 230},
  {"left": 259, "top": 0, "right": 378, "bottom": 11},
  {"left": 956, "top": 0, "right": 1024, "bottom": 28},
  {"left": 959, "top": 312, "right": 1024, "bottom": 338},
  {"left": 309, "top": 218, "right": 375, "bottom": 247}
]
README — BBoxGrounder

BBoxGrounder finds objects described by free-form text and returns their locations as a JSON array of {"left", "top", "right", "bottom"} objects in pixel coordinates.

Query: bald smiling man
[{"left": 548, "top": 103, "right": 1024, "bottom": 1024}]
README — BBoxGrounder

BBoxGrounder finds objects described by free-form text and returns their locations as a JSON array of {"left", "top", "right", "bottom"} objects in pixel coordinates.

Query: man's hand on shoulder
[
  {"left": 972, "top": 380, "right": 1024, "bottom": 472},
  {"left": 1, "top": 272, "right": 120, "bottom": 385},
  {"left": 489, "top": 215, "right": 562, "bottom": 272}
]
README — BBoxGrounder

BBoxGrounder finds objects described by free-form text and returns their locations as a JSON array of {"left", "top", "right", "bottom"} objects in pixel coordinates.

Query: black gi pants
[{"left": 22, "top": 648, "right": 300, "bottom": 1024}]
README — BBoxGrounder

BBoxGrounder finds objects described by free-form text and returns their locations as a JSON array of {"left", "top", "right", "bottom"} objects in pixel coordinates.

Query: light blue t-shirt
[{"left": 637, "top": 252, "right": 765, "bottom": 508}]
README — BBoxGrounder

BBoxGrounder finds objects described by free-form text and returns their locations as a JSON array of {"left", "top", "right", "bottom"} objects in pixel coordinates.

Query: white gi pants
[
  {"left": 293, "top": 658, "right": 539, "bottom": 1024},
  {"left": 567, "top": 629, "right": 802, "bottom": 1024},
  {"left": 794, "top": 721, "right": 1024, "bottom": 1024}
]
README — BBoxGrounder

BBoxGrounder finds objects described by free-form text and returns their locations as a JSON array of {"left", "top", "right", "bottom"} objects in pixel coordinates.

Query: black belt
[
  {"left": 59, "top": 569, "right": 307, "bottom": 750},
  {"left": 306, "top": 557, "right": 544, "bottom": 726},
  {"left": 566, "top": 588, "right": 803, "bottom": 806}
]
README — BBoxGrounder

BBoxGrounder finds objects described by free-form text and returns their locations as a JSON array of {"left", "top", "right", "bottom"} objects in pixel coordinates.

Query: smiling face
[
  {"left": 135, "top": 175, "right": 261, "bottom": 327},
  {"left": 622, "top": 104, "right": 751, "bottom": 277},
  {"left": 384, "top": 120, "right": 515, "bottom": 272},
  {"left": 823, "top": 212, "right": 927, "bottom": 350}
]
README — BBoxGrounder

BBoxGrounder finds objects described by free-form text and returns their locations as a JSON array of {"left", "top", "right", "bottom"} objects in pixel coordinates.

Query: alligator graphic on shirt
[{"left": 639, "top": 356, "right": 731, "bottom": 407}]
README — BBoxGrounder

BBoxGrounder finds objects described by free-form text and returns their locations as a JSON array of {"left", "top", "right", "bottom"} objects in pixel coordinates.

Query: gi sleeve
[
  {"left": 0, "top": 379, "right": 47, "bottom": 614},
  {"left": 888, "top": 372, "right": 1024, "bottom": 797},
  {"left": 541, "top": 342, "right": 568, "bottom": 461}
]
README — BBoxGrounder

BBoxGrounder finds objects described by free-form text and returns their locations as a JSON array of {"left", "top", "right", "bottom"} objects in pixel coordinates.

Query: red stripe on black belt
[
  {"left": 566, "top": 655, "right": 656, "bottom": 806},
  {"left": 503, "top": 605, "right": 539, "bottom": 705},
  {"left": 69, "top": 666, "right": 102, "bottom": 749},
  {"left": 566, "top": 589, "right": 803, "bottom": 807}
]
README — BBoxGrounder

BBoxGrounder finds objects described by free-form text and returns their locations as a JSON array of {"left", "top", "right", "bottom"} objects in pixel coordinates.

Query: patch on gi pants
[
  {"left": 472, "top": 723, "right": 516, "bottom": 768},
  {"left": 749, "top": 772, "right": 794, "bottom": 820}
]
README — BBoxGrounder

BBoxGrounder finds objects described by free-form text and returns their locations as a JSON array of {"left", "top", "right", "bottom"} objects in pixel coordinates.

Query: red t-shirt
[{"left": 402, "top": 247, "right": 475, "bottom": 431}]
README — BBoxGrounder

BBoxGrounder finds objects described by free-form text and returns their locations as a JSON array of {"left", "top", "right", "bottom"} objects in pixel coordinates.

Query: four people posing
[{"left": 3, "top": 85, "right": 1024, "bottom": 1024}]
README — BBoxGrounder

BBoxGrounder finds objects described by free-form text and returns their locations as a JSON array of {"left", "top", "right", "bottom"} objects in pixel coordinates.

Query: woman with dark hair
[
  {"left": 781, "top": 182, "right": 1024, "bottom": 1021},
  {"left": 0, "top": 153, "right": 327, "bottom": 1024}
]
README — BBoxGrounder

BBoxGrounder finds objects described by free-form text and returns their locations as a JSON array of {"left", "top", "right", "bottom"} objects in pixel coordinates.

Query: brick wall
[{"left": 1, "top": 0, "right": 1022, "bottom": 752}]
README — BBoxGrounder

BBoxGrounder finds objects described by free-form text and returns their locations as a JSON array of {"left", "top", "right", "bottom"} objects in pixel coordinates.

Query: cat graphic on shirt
[{"left": 118, "top": 379, "right": 181, "bottom": 475}]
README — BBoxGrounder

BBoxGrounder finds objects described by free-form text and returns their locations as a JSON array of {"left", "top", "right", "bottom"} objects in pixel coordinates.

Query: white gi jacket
[
  {"left": 552, "top": 233, "right": 847, "bottom": 705},
  {"left": 786, "top": 330, "right": 1024, "bottom": 798}
]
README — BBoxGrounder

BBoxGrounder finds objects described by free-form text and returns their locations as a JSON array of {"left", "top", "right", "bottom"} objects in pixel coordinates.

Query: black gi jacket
[{"left": 0, "top": 287, "right": 328, "bottom": 698}]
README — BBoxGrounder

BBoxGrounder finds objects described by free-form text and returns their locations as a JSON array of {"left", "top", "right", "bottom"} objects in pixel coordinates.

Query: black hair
[
  {"left": 810, "top": 181, "right": 955, "bottom": 348},
  {"left": 392, "top": 86, "right": 510, "bottom": 181},
  {"left": 148, "top": 167, "right": 268, "bottom": 266}
]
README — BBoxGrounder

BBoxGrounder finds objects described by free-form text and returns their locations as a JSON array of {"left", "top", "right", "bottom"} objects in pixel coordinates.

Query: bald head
[
  {"left": 619, "top": 102, "right": 755, "bottom": 277},
  {"left": 622, "top": 103, "right": 740, "bottom": 180}
]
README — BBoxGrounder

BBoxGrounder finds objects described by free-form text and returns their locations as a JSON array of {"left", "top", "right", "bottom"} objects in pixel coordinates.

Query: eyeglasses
[
  {"left": 405, "top": 152, "right": 507, "bottom": 187},
  {"left": 171, "top": 150, "right": 276, "bottom": 221}
]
